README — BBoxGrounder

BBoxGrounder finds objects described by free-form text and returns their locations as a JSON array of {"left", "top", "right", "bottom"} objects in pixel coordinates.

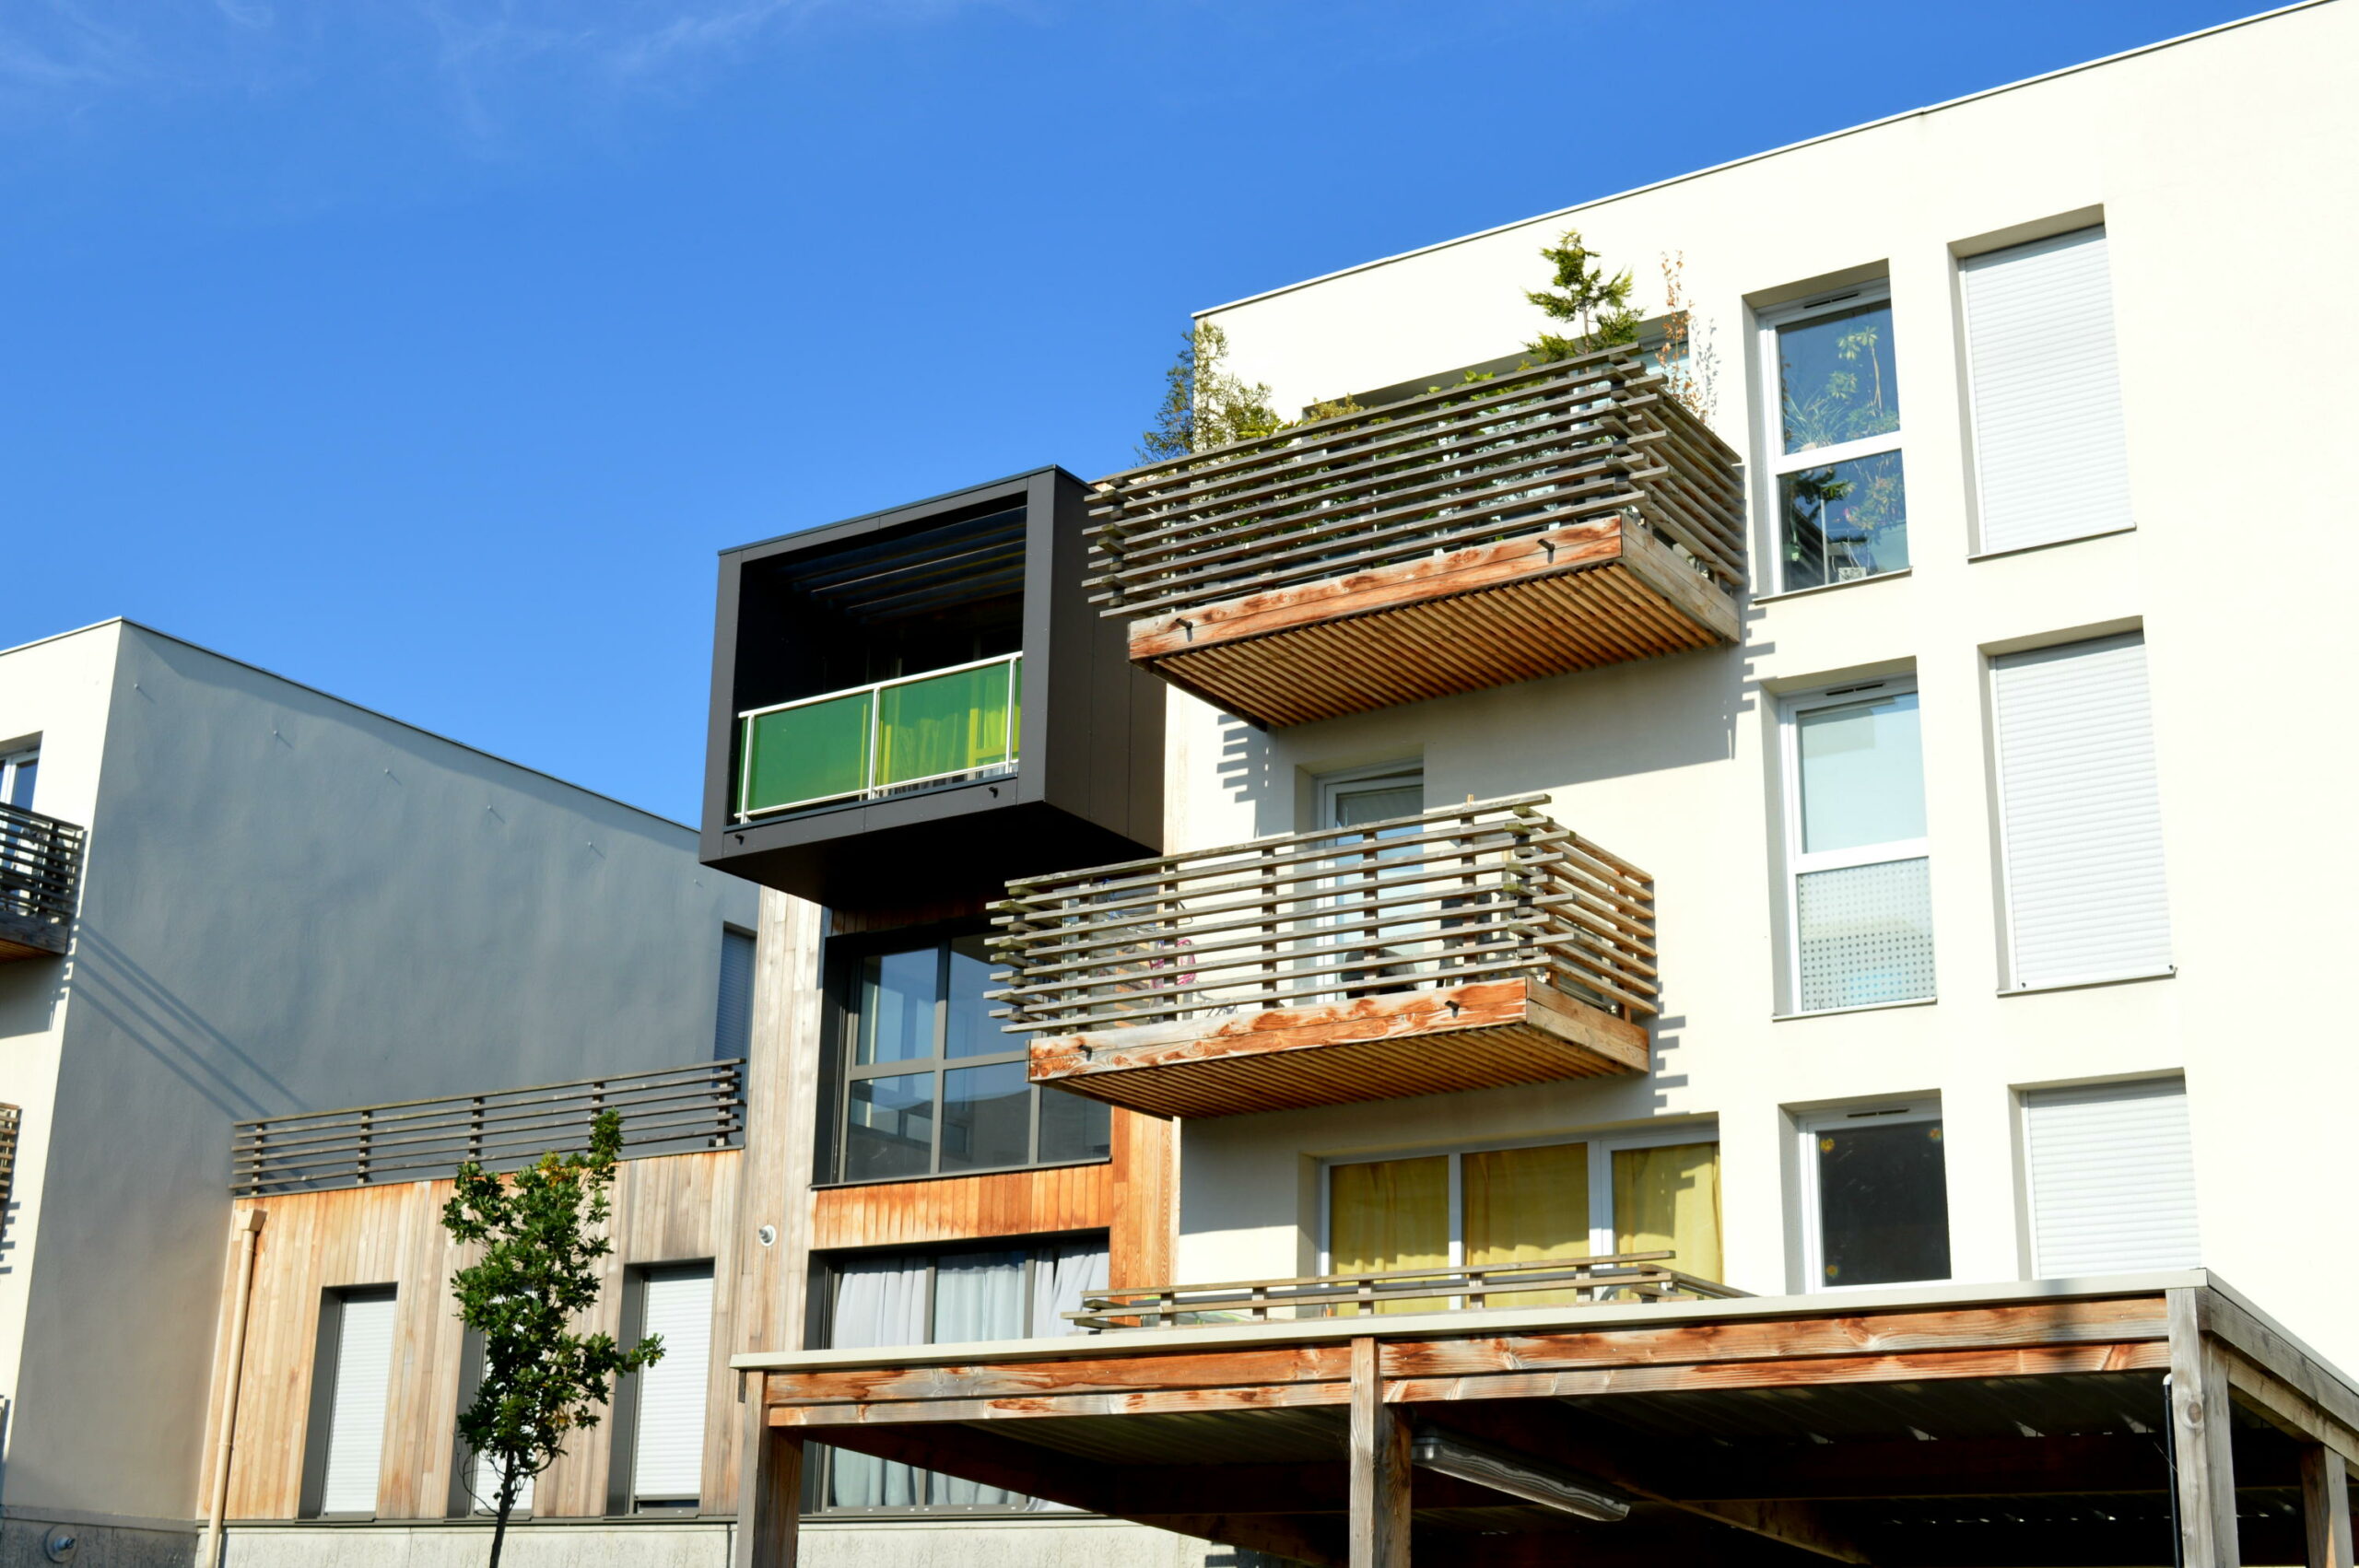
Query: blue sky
[{"left": 3, "top": 0, "right": 2268, "bottom": 824}]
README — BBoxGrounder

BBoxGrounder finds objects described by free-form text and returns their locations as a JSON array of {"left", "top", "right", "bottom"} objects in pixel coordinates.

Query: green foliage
[
  {"left": 442, "top": 1110, "right": 663, "bottom": 1566},
  {"left": 1524, "top": 228, "right": 1641, "bottom": 362},
  {"left": 1138, "top": 322, "right": 1285, "bottom": 462}
]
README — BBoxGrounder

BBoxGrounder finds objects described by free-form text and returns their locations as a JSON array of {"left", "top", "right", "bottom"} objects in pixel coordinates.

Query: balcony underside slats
[
  {"left": 1029, "top": 977, "right": 1647, "bottom": 1119},
  {"left": 1137, "top": 521, "right": 1733, "bottom": 729}
]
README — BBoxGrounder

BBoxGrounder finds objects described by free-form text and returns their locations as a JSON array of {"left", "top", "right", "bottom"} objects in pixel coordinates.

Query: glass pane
[
  {"left": 1778, "top": 299, "right": 1900, "bottom": 453},
  {"left": 1331, "top": 776, "right": 1424, "bottom": 828},
  {"left": 1797, "top": 692, "right": 1926, "bottom": 852},
  {"left": 1038, "top": 1086, "right": 1112, "bottom": 1164},
  {"left": 1464, "top": 1143, "right": 1588, "bottom": 1307},
  {"left": 945, "top": 934, "right": 999, "bottom": 1058},
  {"left": 941, "top": 1062, "right": 1030, "bottom": 1172},
  {"left": 1797, "top": 857, "right": 1935, "bottom": 1012},
  {"left": 1780, "top": 451, "right": 1908, "bottom": 590},
  {"left": 875, "top": 658, "right": 1019, "bottom": 790},
  {"left": 857, "top": 946, "right": 939, "bottom": 1066},
  {"left": 4, "top": 757, "right": 34, "bottom": 810},
  {"left": 740, "top": 692, "right": 871, "bottom": 814},
  {"left": 1816, "top": 1118, "right": 1951, "bottom": 1286},
  {"left": 845, "top": 1071, "right": 934, "bottom": 1181},
  {"left": 1330, "top": 1155, "right": 1450, "bottom": 1315},
  {"left": 1613, "top": 1142, "right": 1723, "bottom": 1283}
]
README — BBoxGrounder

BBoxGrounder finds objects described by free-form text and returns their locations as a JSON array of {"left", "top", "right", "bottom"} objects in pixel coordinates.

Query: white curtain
[
  {"left": 928, "top": 1251, "right": 1027, "bottom": 1506},
  {"left": 826, "top": 1256, "right": 929, "bottom": 1507},
  {"left": 1029, "top": 1240, "right": 1109, "bottom": 1338}
]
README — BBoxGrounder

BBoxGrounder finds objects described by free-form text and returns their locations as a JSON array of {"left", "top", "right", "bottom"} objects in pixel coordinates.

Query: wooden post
[
  {"left": 733, "top": 1386, "right": 802, "bottom": 1568},
  {"left": 2303, "top": 1445, "right": 2354, "bottom": 1568},
  {"left": 1349, "top": 1335, "right": 1411, "bottom": 1568},
  {"left": 2169, "top": 1288, "right": 2242, "bottom": 1567}
]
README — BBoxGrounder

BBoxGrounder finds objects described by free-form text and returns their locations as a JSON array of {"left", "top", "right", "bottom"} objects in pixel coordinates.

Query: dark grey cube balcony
[{"left": 700, "top": 466, "right": 1163, "bottom": 911}]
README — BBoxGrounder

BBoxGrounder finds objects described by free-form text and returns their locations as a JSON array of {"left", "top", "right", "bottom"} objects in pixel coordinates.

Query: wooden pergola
[{"left": 730, "top": 1272, "right": 2359, "bottom": 1567}]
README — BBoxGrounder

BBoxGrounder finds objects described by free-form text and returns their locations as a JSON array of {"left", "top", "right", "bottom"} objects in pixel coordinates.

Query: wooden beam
[
  {"left": 2201, "top": 1287, "right": 2359, "bottom": 1449},
  {"left": 1662, "top": 1431, "right": 2262, "bottom": 1501},
  {"left": 2306, "top": 1445, "right": 2355, "bottom": 1568},
  {"left": 732, "top": 1418, "right": 801, "bottom": 1568},
  {"left": 765, "top": 1341, "right": 1353, "bottom": 1405},
  {"left": 2225, "top": 1347, "right": 2359, "bottom": 1470},
  {"left": 1350, "top": 1337, "right": 1411, "bottom": 1568},
  {"left": 1386, "top": 1339, "right": 2167, "bottom": 1404},
  {"left": 2169, "top": 1287, "right": 2242, "bottom": 1568}
]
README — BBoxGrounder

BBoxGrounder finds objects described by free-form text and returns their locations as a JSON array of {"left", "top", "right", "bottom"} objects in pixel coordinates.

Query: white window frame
[
  {"left": 1796, "top": 1098, "right": 1951, "bottom": 1293},
  {"left": 1315, "top": 760, "right": 1425, "bottom": 829},
  {"left": 1777, "top": 678, "right": 1932, "bottom": 1013},
  {"left": 1316, "top": 1122, "right": 1719, "bottom": 1277},
  {"left": 0, "top": 748, "right": 36, "bottom": 811},
  {"left": 1757, "top": 283, "right": 1905, "bottom": 594}
]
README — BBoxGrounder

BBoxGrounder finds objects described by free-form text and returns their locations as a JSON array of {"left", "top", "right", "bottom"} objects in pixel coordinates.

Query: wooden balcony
[
  {"left": 1087, "top": 346, "right": 1745, "bottom": 728},
  {"left": 0, "top": 802, "right": 84, "bottom": 961},
  {"left": 993, "top": 795, "right": 1656, "bottom": 1118}
]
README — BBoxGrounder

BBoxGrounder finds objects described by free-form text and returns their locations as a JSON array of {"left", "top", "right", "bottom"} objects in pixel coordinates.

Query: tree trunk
[{"left": 488, "top": 1468, "right": 518, "bottom": 1568}]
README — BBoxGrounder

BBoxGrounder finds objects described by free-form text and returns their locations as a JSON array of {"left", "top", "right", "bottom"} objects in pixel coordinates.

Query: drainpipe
[{"left": 200, "top": 1210, "right": 266, "bottom": 1568}]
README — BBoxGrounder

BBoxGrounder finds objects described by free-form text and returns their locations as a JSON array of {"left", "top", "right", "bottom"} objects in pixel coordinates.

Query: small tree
[
  {"left": 441, "top": 1110, "right": 663, "bottom": 1567},
  {"left": 1138, "top": 321, "right": 1284, "bottom": 462},
  {"left": 1524, "top": 228, "right": 1641, "bottom": 362}
]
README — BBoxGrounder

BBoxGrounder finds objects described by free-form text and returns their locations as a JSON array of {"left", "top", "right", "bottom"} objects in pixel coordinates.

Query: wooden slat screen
[
  {"left": 991, "top": 795, "right": 1656, "bottom": 1036},
  {"left": 1068, "top": 1251, "right": 1746, "bottom": 1331},
  {"left": 232, "top": 1059, "right": 745, "bottom": 1197},
  {"left": 0, "top": 1103, "right": 18, "bottom": 1224},
  {"left": 0, "top": 802, "right": 86, "bottom": 941},
  {"left": 1086, "top": 345, "right": 1744, "bottom": 619}
]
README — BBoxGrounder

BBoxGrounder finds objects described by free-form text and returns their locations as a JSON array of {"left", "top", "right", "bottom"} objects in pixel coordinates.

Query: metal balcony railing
[
  {"left": 0, "top": 802, "right": 85, "bottom": 959},
  {"left": 990, "top": 794, "right": 1657, "bottom": 1036},
  {"left": 1086, "top": 345, "right": 1744, "bottom": 620},
  {"left": 734, "top": 652, "right": 1022, "bottom": 821},
  {"left": 231, "top": 1059, "right": 745, "bottom": 1197},
  {"left": 1066, "top": 1252, "right": 1746, "bottom": 1331}
]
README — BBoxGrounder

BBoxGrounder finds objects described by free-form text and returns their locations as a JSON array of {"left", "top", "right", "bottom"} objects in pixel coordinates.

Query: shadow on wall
[{"left": 61, "top": 926, "right": 299, "bottom": 1128}]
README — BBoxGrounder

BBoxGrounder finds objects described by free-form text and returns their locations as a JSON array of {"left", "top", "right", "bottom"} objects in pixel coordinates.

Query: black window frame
[
  {"left": 604, "top": 1258, "right": 719, "bottom": 1518},
  {"left": 299, "top": 1283, "right": 398, "bottom": 1520},
  {"left": 821, "top": 921, "right": 1110, "bottom": 1187}
]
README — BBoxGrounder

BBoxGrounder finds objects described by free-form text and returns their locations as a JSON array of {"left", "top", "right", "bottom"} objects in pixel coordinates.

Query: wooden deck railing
[
  {"left": 1067, "top": 1252, "right": 1746, "bottom": 1330},
  {"left": 231, "top": 1059, "right": 745, "bottom": 1197},
  {"left": 1085, "top": 345, "right": 1744, "bottom": 619},
  {"left": 991, "top": 794, "right": 1656, "bottom": 1036},
  {"left": 0, "top": 802, "right": 86, "bottom": 954}
]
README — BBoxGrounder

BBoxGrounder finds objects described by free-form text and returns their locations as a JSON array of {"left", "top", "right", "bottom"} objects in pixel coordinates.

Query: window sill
[
  {"left": 1967, "top": 525, "right": 2134, "bottom": 563},
  {"left": 813, "top": 1156, "right": 1113, "bottom": 1192},
  {"left": 1998, "top": 965, "right": 2175, "bottom": 998},
  {"left": 1751, "top": 568, "right": 1912, "bottom": 606},
  {"left": 1772, "top": 996, "right": 1937, "bottom": 1023}
]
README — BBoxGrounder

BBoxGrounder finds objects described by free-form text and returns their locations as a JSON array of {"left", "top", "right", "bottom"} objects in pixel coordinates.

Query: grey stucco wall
[{"left": 5, "top": 623, "right": 755, "bottom": 1524}]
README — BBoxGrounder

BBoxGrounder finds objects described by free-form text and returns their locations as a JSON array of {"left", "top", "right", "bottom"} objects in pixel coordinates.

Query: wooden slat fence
[
  {"left": 1086, "top": 345, "right": 1744, "bottom": 619},
  {"left": 1068, "top": 1252, "right": 1747, "bottom": 1330},
  {"left": 990, "top": 794, "right": 1657, "bottom": 1035},
  {"left": 231, "top": 1059, "right": 745, "bottom": 1197},
  {"left": 0, "top": 802, "right": 86, "bottom": 948}
]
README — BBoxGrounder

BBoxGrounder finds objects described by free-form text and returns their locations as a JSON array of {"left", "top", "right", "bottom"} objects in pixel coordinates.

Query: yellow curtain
[
  {"left": 1613, "top": 1142, "right": 1723, "bottom": 1285},
  {"left": 1464, "top": 1143, "right": 1590, "bottom": 1307},
  {"left": 1330, "top": 1155, "right": 1449, "bottom": 1315}
]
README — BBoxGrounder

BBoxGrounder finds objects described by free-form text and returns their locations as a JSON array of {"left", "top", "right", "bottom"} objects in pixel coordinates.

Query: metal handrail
[
  {"left": 0, "top": 802, "right": 87, "bottom": 944},
  {"left": 1067, "top": 1252, "right": 1748, "bottom": 1330},
  {"left": 230, "top": 1059, "right": 744, "bottom": 1196}
]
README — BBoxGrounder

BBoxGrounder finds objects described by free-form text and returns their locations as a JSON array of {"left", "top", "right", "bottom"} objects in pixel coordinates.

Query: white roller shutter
[
  {"left": 2025, "top": 1080, "right": 2199, "bottom": 1276},
  {"left": 630, "top": 1265, "right": 714, "bottom": 1502},
  {"left": 319, "top": 1291, "right": 397, "bottom": 1514},
  {"left": 1962, "top": 227, "right": 2132, "bottom": 553},
  {"left": 1991, "top": 634, "right": 2170, "bottom": 989}
]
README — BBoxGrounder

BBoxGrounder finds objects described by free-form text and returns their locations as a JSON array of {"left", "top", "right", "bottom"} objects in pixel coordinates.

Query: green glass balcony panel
[
  {"left": 740, "top": 691, "right": 873, "bottom": 814},
  {"left": 876, "top": 657, "right": 1022, "bottom": 790}
]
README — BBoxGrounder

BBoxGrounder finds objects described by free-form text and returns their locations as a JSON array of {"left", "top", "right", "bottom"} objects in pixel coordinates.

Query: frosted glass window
[
  {"left": 1796, "top": 859, "right": 1936, "bottom": 1012},
  {"left": 1796, "top": 692, "right": 1925, "bottom": 852}
]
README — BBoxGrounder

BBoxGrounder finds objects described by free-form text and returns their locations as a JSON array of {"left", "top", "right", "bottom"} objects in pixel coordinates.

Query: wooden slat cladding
[
  {"left": 1087, "top": 347, "right": 1744, "bottom": 728},
  {"left": 994, "top": 796, "right": 1654, "bottom": 1117},
  {"left": 212, "top": 1149, "right": 742, "bottom": 1522},
  {"left": 811, "top": 1161, "right": 1114, "bottom": 1252},
  {"left": 0, "top": 801, "right": 85, "bottom": 960},
  {"left": 1031, "top": 978, "right": 1647, "bottom": 1119}
]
